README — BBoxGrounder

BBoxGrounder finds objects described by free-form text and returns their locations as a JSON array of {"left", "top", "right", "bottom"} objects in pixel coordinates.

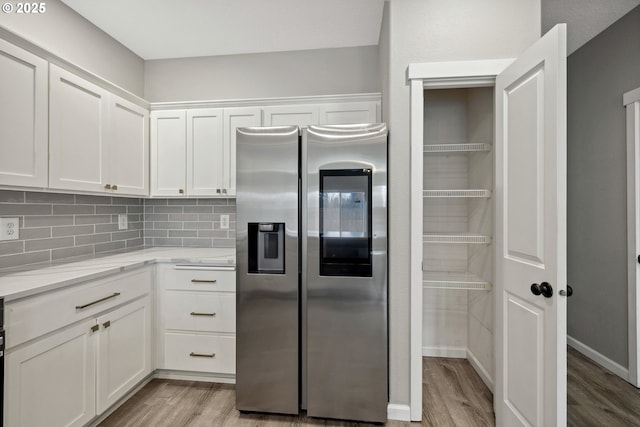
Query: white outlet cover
[
  {"left": 118, "top": 214, "right": 128, "bottom": 230},
  {"left": 0, "top": 217, "right": 19, "bottom": 241},
  {"left": 220, "top": 214, "right": 229, "bottom": 229}
]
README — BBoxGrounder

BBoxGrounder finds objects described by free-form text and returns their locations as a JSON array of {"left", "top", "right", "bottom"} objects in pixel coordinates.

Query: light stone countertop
[{"left": 0, "top": 247, "right": 236, "bottom": 302}]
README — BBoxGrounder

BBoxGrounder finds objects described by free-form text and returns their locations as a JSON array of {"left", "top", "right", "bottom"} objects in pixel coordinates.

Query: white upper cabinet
[
  {"left": 262, "top": 105, "right": 319, "bottom": 128},
  {"left": 49, "top": 64, "right": 109, "bottom": 193},
  {"left": 50, "top": 64, "right": 149, "bottom": 196},
  {"left": 187, "top": 108, "right": 224, "bottom": 196},
  {"left": 109, "top": 96, "right": 149, "bottom": 196},
  {"left": 152, "top": 107, "right": 260, "bottom": 197},
  {"left": 151, "top": 99, "right": 379, "bottom": 198},
  {"left": 151, "top": 110, "right": 187, "bottom": 196},
  {"left": 263, "top": 101, "right": 380, "bottom": 128},
  {"left": 318, "top": 102, "right": 378, "bottom": 125},
  {"left": 224, "top": 107, "right": 261, "bottom": 196},
  {"left": 0, "top": 40, "right": 48, "bottom": 188}
]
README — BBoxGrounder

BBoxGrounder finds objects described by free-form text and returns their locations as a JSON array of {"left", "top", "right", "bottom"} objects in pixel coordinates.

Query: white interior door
[{"left": 495, "top": 24, "right": 567, "bottom": 427}]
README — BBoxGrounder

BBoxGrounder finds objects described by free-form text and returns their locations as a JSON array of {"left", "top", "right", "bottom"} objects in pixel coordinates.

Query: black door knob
[
  {"left": 539, "top": 282, "right": 553, "bottom": 298},
  {"left": 637, "top": 254, "right": 640, "bottom": 264},
  {"left": 566, "top": 285, "right": 573, "bottom": 297},
  {"left": 531, "top": 283, "right": 542, "bottom": 296},
  {"left": 531, "top": 282, "right": 553, "bottom": 298}
]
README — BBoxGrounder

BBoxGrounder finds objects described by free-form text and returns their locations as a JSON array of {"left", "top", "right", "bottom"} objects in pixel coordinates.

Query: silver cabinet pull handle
[
  {"left": 76, "top": 292, "right": 121, "bottom": 310},
  {"left": 190, "top": 312, "right": 216, "bottom": 317},
  {"left": 191, "top": 279, "right": 217, "bottom": 284},
  {"left": 190, "top": 352, "right": 215, "bottom": 358}
]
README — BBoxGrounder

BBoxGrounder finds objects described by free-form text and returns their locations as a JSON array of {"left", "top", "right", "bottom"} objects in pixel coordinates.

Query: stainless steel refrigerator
[{"left": 235, "top": 123, "right": 388, "bottom": 423}]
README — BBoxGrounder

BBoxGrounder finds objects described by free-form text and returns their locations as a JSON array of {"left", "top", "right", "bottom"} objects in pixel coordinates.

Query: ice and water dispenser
[{"left": 247, "top": 222, "right": 285, "bottom": 274}]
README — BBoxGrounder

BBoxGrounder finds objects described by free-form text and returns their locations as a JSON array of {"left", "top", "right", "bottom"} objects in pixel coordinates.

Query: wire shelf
[
  {"left": 423, "top": 189, "right": 491, "bottom": 198},
  {"left": 422, "top": 271, "right": 492, "bottom": 291},
  {"left": 423, "top": 233, "right": 491, "bottom": 244},
  {"left": 423, "top": 143, "right": 491, "bottom": 153}
]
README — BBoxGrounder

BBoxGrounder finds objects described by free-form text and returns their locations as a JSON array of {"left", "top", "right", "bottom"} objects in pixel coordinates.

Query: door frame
[
  {"left": 407, "top": 59, "right": 514, "bottom": 421},
  {"left": 625, "top": 86, "right": 640, "bottom": 387}
]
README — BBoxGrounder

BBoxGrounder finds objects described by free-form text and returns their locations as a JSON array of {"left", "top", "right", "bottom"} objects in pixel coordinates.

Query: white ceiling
[
  {"left": 60, "top": 0, "right": 385, "bottom": 60},
  {"left": 61, "top": 0, "right": 640, "bottom": 60}
]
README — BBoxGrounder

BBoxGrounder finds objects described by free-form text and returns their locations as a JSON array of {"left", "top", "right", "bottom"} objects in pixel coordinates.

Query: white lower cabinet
[
  {"left": 164, "top": 333, "right": 235, "bottom": 374},
  {"left": 97, "top": 296, "right": 152, "bottom": 413},
  {"left": 4, "top": 268, "right": 153, "bottom": 426},
  {"left": 157, "top": 264, "right": 236, "bottom": 378},
  {"left": 5, "top": 318, "right": 97, "bottom": 427}
]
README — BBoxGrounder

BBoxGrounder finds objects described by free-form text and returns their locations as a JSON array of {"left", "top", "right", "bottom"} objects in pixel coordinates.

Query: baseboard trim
[
  {"left": 567, "top": 335, "right": 629, "bottom": 381},
  {"left": 387, "top": 403, "right": 412, "bottom": 421},
  {"left": 466, "top": 349, "right": 495, "bottom": 393},
  {"left": 154, "top": 369, "right": 236, "bottom": 384},
  {"left": 422, "top": 346, "right": 467, "bottom": 358}
]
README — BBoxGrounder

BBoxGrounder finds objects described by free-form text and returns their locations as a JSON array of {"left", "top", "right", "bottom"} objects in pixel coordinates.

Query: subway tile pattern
[
  {"left": 144, "top": 198, "right": 236, "bottom": 248},
  {"left": 0, "top": 190, "right": 144, "bottom": 270}
]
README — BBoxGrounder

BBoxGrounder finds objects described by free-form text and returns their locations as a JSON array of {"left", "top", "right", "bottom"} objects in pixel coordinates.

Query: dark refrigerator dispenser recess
[
  {"left": 236, "top": 124, "right": 388, "bottom": 423},
  {"left": 248, "top": 223, "right": 285, "bottom": 274}
]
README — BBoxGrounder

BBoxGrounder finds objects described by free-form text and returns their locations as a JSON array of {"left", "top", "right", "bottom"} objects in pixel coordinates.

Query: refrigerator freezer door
[
  {"left": 236, "top": 126, "right": 299, "bottom": 414},
  {"left": 304, "top": 124, "right": 388, "bottom": 423}
]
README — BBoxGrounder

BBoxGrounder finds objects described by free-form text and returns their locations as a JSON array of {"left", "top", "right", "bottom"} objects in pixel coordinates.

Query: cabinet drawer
[
  {"left": 161, "top": 265, "right": 235, "bottom": 292},
  {"left": 6, "top": 267, "right": 152, "bottom": 349},
  {"left": 164, "top": 333, "right": 235, "bottom": 374},
  {"left": 164, "top": 292, "right": 235, "bottom": 333}
]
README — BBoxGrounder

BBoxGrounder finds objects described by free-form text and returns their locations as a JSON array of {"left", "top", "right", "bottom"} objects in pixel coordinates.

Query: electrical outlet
[
  {"left": 118, "top": 214, "right": 128, "bottom": 230},
  {"left": 220, "top": 214, "right": 229, "bottom": 230},
  {"left": 0, "top": 217, "right": 19, "bottom": 241}
]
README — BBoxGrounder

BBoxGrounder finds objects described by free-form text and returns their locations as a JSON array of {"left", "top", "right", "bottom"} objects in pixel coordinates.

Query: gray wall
[
  {"left": 0, "top": 190, "right": 144, "bottom": 270},
  {"left": 567, "top": 5, "right": 640, "bottom": 367},
  {"left": 383, "top": 0, "right": 539, "bottom": 407},
  {"left": 0, "top": 0, "right": 145, "bottom": 96},
  {"left": 144, "top": 46, "right": 379, "bottom": 102},
  {"left": 541, "top": 0, "right": 640, "bottom": 54}
]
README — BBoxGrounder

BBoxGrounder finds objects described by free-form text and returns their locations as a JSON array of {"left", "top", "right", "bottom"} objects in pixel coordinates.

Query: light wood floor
[
  {"left": 99, "top": 348, "right": 640, "bottom": 426},
  {"left": 99, "top": 357, "right": 491, "bottom": 426},
  {"left": 567, "top": 346, "right": 640, "bottom": 426}
]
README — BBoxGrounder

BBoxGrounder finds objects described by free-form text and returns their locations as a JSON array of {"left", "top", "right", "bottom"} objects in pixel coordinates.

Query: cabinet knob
[
  {"left": 179, "top": 189, "right": 184, "bottom": 194},
  {"left": 111, "top": 184, "right": 118, "bottom": 191},
  {"left": 104, "top": 184, "right": 112, "bottom": 190},
  {"left": 216, "top": 188, "right": 221, "bottom": 194},
  {"left": 90, "top": 324, "right": 99, "bottom": 333},
  {"left": 222, "top": 189, "right": 227, "bottom": 194},
  {"left": 103, "top": 320, "right": 111, "bottom": 328}
]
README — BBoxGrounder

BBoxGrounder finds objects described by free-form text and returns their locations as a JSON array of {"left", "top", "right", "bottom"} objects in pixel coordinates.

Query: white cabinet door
[
  {"left": 108, "top": 95, "right": 149, "bottom": 196},
  {"left": 49, "top": 64, "right": 109, "bottom": 192},
  {"left": 262, "top": 105, "right": 318, "bottom": 128},
  {"left": 5, "top": 318, "right": 97, "bottom": 427},
  {"left": 96, "top": 296, "right": 152, "bottom": 414},
  {"left": 151, "top": 110, "right": 187, "bottom": 196},
  {"left": 0, "top": 40, "right": 48, "bottom": 188},
  {"left": 495, "top": 24, "right": 567, "bottom": 427},
  {"left": 318, "top": 102, "right": 378, "bottom": 125},
  {"left": 187, "top": 108, "right": 224, "bottom": 196},
  {"left": 224, "top": 107, "right": 261, "bottom": 196}
]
